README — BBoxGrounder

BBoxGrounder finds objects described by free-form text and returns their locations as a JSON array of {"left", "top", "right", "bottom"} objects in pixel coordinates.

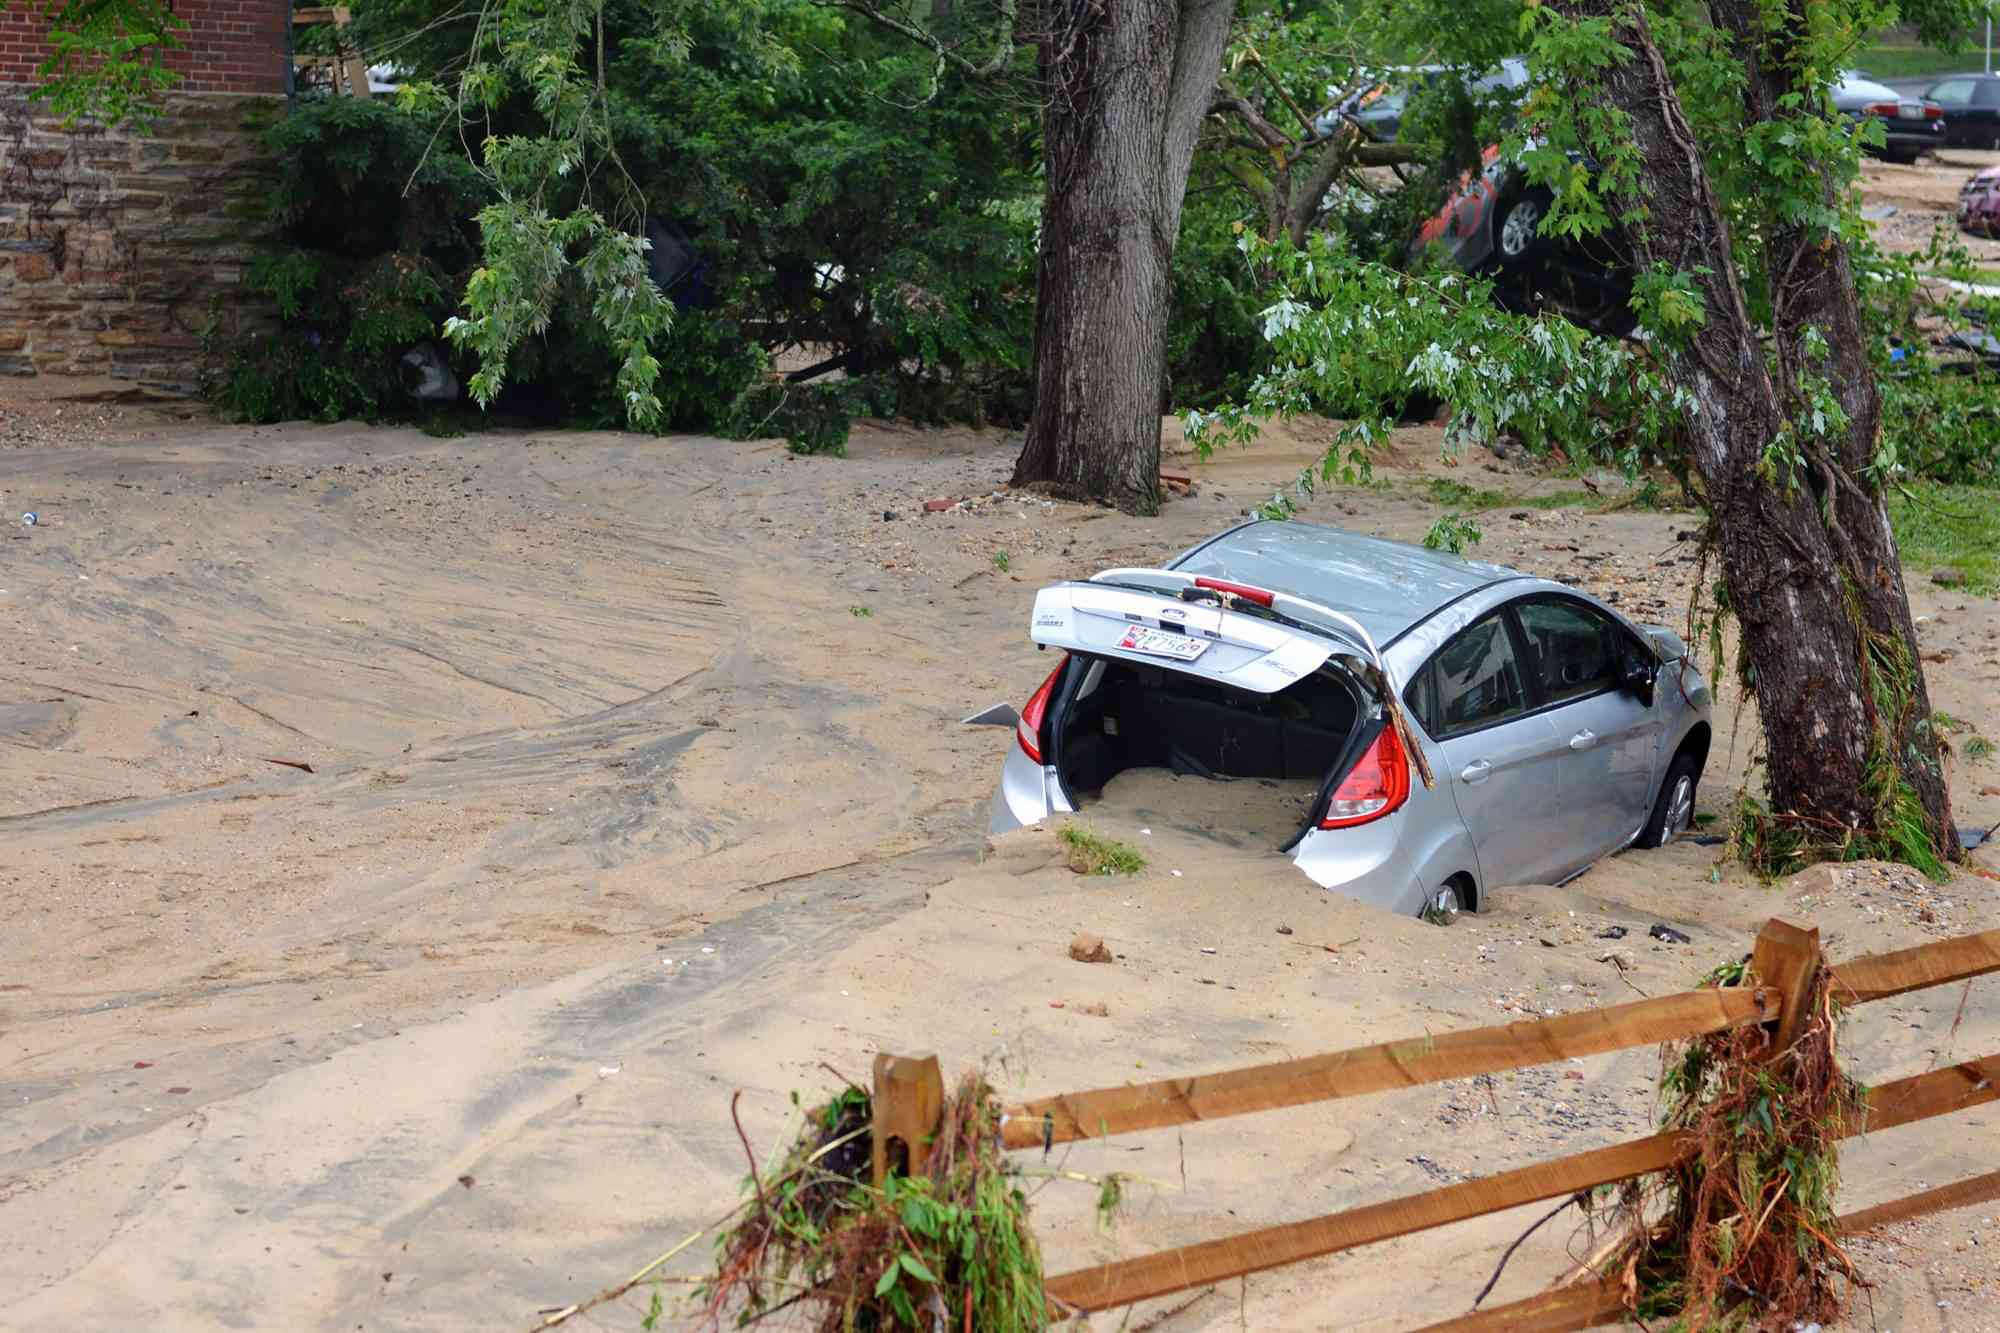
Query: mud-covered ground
[{"left": 1, "top": 403, "right": 1996, "bottom": 1331}]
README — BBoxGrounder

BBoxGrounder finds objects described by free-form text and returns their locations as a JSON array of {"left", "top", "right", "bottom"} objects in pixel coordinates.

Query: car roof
[{"left": 1169, "top": 519, "right": 1529, "bottom": 647}]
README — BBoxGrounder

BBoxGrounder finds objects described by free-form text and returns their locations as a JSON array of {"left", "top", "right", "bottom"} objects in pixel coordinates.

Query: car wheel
[
  {"left": 1421, "top": 879, "right": 1470, "bottom": 925},
  {"left": 1636, "top": 750, "right": 1701, "bottom": 850},
  {"left": 1885, "top": 148, "right": 1920, "bottom": 165},
  {"left": 1495, "top": 188, "right": 1553, "bottom": 266}
]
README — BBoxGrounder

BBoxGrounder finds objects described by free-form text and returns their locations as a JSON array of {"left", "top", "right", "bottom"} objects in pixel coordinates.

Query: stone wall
[{"left": 0, "top": 92, "right": 281, "bottom": 393}]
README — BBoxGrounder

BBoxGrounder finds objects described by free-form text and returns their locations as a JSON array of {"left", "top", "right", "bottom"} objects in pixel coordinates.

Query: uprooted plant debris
[
  {"left": 703, "top": 1074, "right": 1047, "bottom": 1331},
  {"left": 1601, "top": 961, "right": 1863, "bottom": 1331}
]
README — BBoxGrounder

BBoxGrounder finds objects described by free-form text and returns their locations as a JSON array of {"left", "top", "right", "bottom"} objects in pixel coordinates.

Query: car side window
[
  {"left": 1979, "top": 79, "right": 2000, "bottom": 107},
  {"left": 1427, "top": 613, "right": 1529, "bottom": 736},
  {"left": 1932, "top": 78, "right": 1975, "bottom": 106},
  {"left": 1514, "top": 597, "right": 1625, "bottom": 704},
  {"left": 1403, "top": 662, "right": 1439, "bottom": 735}
]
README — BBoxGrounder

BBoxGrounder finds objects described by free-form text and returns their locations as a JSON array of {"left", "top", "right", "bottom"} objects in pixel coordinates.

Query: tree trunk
[
  {"left": 1705, "top": 0, "right": 1954, "bottom": 857},
  {"left": 1552, "top": 1, "right": 1948, "bottom": 854},
  {"left": 1011, "top": 0, "right": 1233, "bottom": 513}
]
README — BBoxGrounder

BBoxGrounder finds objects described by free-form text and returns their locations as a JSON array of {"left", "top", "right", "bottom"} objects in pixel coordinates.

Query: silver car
[{"left": 987, "top": 519, "right": 1713, "bottom": 918}]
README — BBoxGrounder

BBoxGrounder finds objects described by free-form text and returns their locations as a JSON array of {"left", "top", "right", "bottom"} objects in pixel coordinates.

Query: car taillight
[
  {"left": 1865, "top": 101, "right": 1898, "bottom": 116},
  {"left": 1320, "top": 724, "right": 1411, "bottom": 829},
  {"left": 1016, "top": 657, "right": 1067, "bottom": 764},
  {"left": 1927, "top": 105, "right": 1945, "bottom": 120}
]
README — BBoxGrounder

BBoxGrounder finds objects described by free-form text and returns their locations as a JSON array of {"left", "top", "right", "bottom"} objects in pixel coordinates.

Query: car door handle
[
  {"left": 1459, "top": 760, "right": 1492, "bottom": 783},
  {"left": 1568, "top": 730, "right": 1596, "bottom": 750}
]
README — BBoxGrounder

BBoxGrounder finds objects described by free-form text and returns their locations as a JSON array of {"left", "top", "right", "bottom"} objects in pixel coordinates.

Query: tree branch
[{"left": 833, "top": 0, "right": 1017, "bottom": 79}]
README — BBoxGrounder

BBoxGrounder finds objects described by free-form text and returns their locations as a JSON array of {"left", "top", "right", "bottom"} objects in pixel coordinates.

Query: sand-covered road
[{"left": 2, "top": 413, "right": 1996, "bottom": 1330}]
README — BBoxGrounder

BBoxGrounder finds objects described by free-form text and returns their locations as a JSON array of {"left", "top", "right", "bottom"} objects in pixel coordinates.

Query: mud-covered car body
[{"left": 989, "top": 521, "right": 1713, "bottom": 918}]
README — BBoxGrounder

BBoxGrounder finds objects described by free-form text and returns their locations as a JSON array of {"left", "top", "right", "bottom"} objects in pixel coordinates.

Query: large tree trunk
[
  {"left": 1553, "top": 1, "right": 1952, "bottom": 856},
  {"left": 1011, "top": 0, "right": 1233, "bottom": 513},
  {"left": 1706, "top": 0, "right": 1954, "bottom": 858}
]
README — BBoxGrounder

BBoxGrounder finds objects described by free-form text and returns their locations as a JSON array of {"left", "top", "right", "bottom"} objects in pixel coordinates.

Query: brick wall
[
  {"left": 1, "top": 0, "right": 289, "bottom": 96},
  {"left": 1, "top": 93, "right": 282, "bottom": 391},
  {"left": 1, "top": 0, "right": 288, "bottom": 391}
]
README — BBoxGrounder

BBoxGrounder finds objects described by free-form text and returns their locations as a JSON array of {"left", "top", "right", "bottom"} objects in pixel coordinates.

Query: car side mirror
[{"left": 1621, "top": 654, "right": 1657, "bottom": 707}]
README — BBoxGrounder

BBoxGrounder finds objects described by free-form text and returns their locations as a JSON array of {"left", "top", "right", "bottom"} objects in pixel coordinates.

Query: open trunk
[{"left": 1050, "top": 655, "right": 1370, "bottom": 850}]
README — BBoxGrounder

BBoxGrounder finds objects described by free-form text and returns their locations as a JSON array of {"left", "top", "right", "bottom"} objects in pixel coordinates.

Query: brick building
[{"left": 1, "top": 0, "right": 290, "bottom": 390}]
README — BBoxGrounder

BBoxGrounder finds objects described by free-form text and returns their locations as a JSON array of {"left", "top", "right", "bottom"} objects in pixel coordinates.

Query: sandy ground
[
  {"left": 2, "top": 401, "right": 1997, "bottom": 1332},
  {"left": 1865, "top": 145, "right": 2000, "bottom": 260}
]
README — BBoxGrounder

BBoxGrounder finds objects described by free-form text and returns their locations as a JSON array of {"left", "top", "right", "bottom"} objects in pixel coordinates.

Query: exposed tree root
[{"left": 1600, "top": 965, "right": 1863, "bottom": 1330}]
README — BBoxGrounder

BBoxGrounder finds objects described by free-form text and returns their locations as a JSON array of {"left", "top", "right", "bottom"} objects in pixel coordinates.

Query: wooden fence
[{"left": 870, "top": 919, "right": 2000, "bottom": 1328}]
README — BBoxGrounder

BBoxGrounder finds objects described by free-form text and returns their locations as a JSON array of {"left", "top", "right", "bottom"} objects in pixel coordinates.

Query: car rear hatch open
[{"left": 1027, "top": 568, "right": 1388, "bottom": 691}]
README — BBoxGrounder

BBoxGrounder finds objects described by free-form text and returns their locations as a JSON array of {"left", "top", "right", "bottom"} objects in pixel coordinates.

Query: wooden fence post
[
  {"left": 1750, "top": 918, "right": 1823, "bottom": 1055},
  {"left": 871, "top": 1052, "right": 944, "bottom": 1187}
]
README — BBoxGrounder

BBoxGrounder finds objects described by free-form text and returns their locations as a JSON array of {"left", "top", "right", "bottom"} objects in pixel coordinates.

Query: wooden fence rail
[
  {"left": 1421, "top": 1166, "right": 2000, "bottom": 1333},
  {"left": 870, "top": 918, "right": 2000, "bottom": 1327}
]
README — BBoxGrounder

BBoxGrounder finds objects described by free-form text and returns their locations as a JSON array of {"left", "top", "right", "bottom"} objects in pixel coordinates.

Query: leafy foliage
[
  {"left": 210, "top": 98, "right": 485, "bottom": 423},
  {"left": 706, "top": 1075, "right": 1045, "bottom": 1332},
  {"left": 26, "top": 0, "right": 185, "bottom": 130}
]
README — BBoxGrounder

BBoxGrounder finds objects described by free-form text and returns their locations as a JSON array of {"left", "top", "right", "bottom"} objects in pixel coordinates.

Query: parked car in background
[
  {"left": 1960, "top": 164, "right": 2000, "bottom": 236},
  {"left": 1332, "top": 58, "right": 1530, "bottom": 143},
  {"left": 1923, "top": 72, "right": 2000, "bottom": 149},
  {"left": 987, "top": 521, "right": 1713, "bottom": 919},
  {"left": 1834, "top": 71, "right": 1945, "bottom": 162}
]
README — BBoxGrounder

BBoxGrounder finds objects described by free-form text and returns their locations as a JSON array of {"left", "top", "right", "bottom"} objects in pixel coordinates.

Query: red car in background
[
  {"left": 1960, "top": 165, "right": 2000, "bottom": 237},
  {"left": 1412, "top": 144, "right": 1638, "bottom": 338}
]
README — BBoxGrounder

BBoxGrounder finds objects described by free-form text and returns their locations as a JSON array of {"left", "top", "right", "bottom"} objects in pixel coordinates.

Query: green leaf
[
  {"left": 874, "top": 1263, "right": 900, "bottom": 1297},
  {"left": 899, "top": 1252, "right": 940, "bottom": 1284}
]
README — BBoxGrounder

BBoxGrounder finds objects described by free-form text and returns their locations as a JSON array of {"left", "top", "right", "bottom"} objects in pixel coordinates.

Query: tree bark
[
  {"left": 1552, "top": 1, "right": 1948, "bottom": 853},
  {"left": 1011, "top": 0, "right": 1234, "bottom": 513},
  {"left": 1704, "top": 0, "right": 1954, "bottom": 857}
]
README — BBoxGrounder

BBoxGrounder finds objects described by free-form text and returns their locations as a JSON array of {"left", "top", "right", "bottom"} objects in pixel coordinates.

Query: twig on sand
[{"left": 1471, "top": 1192, "right": 1588, "bottom": 1309}]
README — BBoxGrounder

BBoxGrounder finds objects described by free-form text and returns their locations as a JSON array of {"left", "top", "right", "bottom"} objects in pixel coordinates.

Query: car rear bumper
[
  {"left": 1880, "top": 124, "right": 1945, "bottom": 152},
  {"left": 990, "top": 744, "right": 1428, "bottom": 914},
  {"left": 1291, "top": 817, "right": 1427, "bottom": 914},
  {"left": 987, "top": 744, "right": 1071, "bottom": 834}
]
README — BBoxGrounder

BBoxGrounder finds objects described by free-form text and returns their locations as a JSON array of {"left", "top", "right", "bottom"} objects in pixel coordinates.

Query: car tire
[
  {"left": 1422, "top": 877, "right": 1473, "bottom": 924},
  {"left": 1494, "top": 188, "right": 1553, "bottom": 266},
  {"left": 1635, "top": 750, "right": 1701, "bottom": 850}
]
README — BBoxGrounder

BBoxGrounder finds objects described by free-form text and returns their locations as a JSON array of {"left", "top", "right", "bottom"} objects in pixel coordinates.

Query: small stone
[
  {"left": 1077, "top": 1002, "right": 1110, "bottom": 1017},
  {"left": 882, "top": 510, "right": 897, "bottom": 521},
  {"left": 1276, "top": 924, "right": 1293, "bottom": 935},
  {"left": 1068, "top": 933, "right": 1113, "bottom": 964},
  {"left": 922, "top": 497, "right": 956, "bottom": 513}
]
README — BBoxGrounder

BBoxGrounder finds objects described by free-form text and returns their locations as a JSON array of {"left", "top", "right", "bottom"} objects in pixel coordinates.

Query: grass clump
[
  {"left": 1423, "top": 478, "right": 1600, "bottom": 511},
  {"left": 1059, "top": 825, "right": 1145, "bottom": 876},
  {"left": 1887, "top": 482, "right": 2000, "bottom": 594},
  {"left": 1609, "top": 965, "right": 1862, "bottom": 1331},
  {"left": 705, "top": 1076, "right": 1046, "bottom": 1331}
]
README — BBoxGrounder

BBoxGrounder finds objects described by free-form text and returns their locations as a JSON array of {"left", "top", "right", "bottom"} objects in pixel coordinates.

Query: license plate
[
  {"left": 1898, "top": 102, "right": 1922, "bottom": 120},
  {"left": 1118, "top": 625, "right": 1210, "bottom": 662}
]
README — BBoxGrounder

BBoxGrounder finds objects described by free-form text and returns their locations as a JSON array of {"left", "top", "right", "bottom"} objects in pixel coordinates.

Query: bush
[{"left": 210, "top": 98, "right": 485, "bottom": 423}]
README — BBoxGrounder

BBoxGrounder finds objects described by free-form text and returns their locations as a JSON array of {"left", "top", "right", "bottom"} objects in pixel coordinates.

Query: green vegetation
[
  {"left": 1422, "top": 512, "right": 1484, "bottom": 554},
  {"left": 1887, "top": 481, "right": 2000, "bottom": 593},
  {"left": 992, "top": 550, "right": 1011, "bottom": 573},
  {"left": 705, "top": 1078, "right": 1045, "bottom": 1331},
  {"left": 1967, "top": 735, "right": 1997, "bottom": 762},
  {"left": 1851, "top": 43, "right": 1983, "bottom": 81},
  {"left": 1423, "top": 478, "right": 1598, "bottom": 510},
  {"left": 1058, "top": 825, "right": 1146, "bottom": 877}
]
